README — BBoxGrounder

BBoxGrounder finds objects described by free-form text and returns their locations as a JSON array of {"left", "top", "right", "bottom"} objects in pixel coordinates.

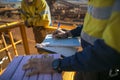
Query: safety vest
[
  {"left": 81, "top": 0, "right": 120, "bottom": 52},
  {"left": 21, "top": 0, "right": 52, "bottom": 27}
]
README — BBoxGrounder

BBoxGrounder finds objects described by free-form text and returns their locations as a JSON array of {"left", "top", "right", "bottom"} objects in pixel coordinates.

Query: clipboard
[{"left": 36, "top": 34, "right": 81, "bottom": 57}]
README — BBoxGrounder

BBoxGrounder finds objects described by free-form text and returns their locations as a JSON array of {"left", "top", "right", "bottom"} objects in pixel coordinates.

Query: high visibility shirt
[
  {"left": 81, "top": 0, "right": 120, "bottom": 52},
  {"left": 58, "top": 0, "right": 120, "bottom": 72},
  {"left": 21, "top": 0, "right": 52, "bottom": 28}
]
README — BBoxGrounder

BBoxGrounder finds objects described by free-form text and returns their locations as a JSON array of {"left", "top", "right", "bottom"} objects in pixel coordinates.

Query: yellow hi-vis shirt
[
  {"left": 21, "top": 0, "right": 52, "bottom": 28},
  {"left": 81, "top": 0, "right": 120, "bottom": 52}
]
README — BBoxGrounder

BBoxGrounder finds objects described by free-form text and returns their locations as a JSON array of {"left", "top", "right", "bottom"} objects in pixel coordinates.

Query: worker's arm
[
  {"left": 56, "top": 2, "right": 120, "bottom": 72},
  {"left": 70, "top": 24, "right": 83, "bottom": 37},
  {"left": 52, "top": 25, "right": 83, "bottom": 39},
  {"left": 59, "top": 39, "right": 120, "bottom": 72},
  {"left": 20, "top": 1, "right": 33, "bottom": 27},
  {"left": 31, "top": 0, "right": 51, "bottom": 27},
  {"left": 20, "top": 0, "right": 51, "bottom": 27},
  {"left": 20, "top": 1, "right": 29, "bottom": 21}
]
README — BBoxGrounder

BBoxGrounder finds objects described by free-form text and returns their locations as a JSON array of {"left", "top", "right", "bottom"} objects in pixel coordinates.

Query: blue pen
[{"left": 57, "top": 22, "right": 61, "bottom": 30}]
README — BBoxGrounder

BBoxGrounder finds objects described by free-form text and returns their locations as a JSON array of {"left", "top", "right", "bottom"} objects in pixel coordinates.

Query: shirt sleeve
[
  {"left": 20, "top": 1, "right": 28, "bottom": 21},
  {"left": 60, "top": 39, "right": 120, "bottom": 72},
  {"left": 32, "top": 0, "right": 51, "bottom": 27},
  {"left": 70, "top": 25, "right": 83, "bottom": 37}
]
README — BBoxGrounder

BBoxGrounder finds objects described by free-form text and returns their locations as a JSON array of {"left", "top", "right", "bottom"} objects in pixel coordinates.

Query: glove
[
  {"left": 22, "top": 54, "right": 55, "bottom": 76},
  {"left": 24, "top": 20, "right": 31, "bottom": 28},
  {"left": 52, "top": 29, "right": 71, "bottom": 39},
  {"left": 24, "top": 18, "right": 33, "bottom": 28}
]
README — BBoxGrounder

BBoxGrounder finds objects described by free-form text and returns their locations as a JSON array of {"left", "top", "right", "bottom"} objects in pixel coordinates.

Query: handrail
[
  {"left": 0, "top": 21, "right": 30, "bottom": 55},
  {"left": 0, "top": 21, "right": 23, "bottom": 31}
]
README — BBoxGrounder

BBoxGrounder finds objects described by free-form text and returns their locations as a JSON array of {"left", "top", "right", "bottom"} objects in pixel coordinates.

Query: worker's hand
[
  {"left": 22, "top": 54, "right": 55, "bottom": 76},
  {"left": 24, "top": 18, "right": 33, "bottom": 28},
  {"left": 24, "top": 20, "right": 31, "bottom": 28},
  {"left": 52, "top": 29, "right": 71, "bottom": 39}
]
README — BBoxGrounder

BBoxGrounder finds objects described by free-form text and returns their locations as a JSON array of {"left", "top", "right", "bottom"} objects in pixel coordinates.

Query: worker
[
  {"left": 21, "top": 0, "right": 52, "bottom": 53},
  {"left": 22, "top": 0, "right": 120, "bottom": 80}
]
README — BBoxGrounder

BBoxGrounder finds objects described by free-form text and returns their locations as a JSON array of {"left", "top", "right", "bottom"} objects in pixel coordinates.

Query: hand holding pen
[{"left": 52, "top": 22, "right": 70, "bottom": 39}]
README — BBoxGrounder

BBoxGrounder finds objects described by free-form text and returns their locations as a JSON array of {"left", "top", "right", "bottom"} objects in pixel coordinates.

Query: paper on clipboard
[
  {"left": 42, "top": 34, "right": 81, "bottom": 47},
  {"left": 36, "top": 34, "right": 81, "bottom": 57}
]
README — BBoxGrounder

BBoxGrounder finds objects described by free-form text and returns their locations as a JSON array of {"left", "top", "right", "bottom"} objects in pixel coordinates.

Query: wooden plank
[
  {"left": 22, "top": 55, "right": 37, "bottom": 80},
  {"left": 28, "top": 54, "right": 62, "bottom": 80},
  {"left": 52, "top": 54, "right": 63, "bottom": 80},
  {"left": 28, "top": 55, "right": 38, "bottom": 80},
  {"left": 43, "top": 74, "right": 52, "bottom": 80},
  {"left": 38, "top": 74, "right": 44, "bottom": 80},
  {"left": 37, "top": 55, "right": 51, "bottom": 80},
  {"left": 0, "top": 54, "right": 62, "bottom": 80},
  {"left": 53, "top": 73, "right": 62, "bottom": 80},
  {"left": 11, "top": 56, "right": 32, "bottom": 80},
  {"left": 37, "top": 55, "right": 46, "bottom": 80},
  {"left": 0, "top": 56, "right": 23, "bottom": 80},
  {"left": 37, "top": 54, "right": 62, "bottom": 80},
  {"left": 0, "top": 77, "right": 3, "bottom": 80},
  {"left": 28, "top": 74, "right": 38, "bottom": 80}
]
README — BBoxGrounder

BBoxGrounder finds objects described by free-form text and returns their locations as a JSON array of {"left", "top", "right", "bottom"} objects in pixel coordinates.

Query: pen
[
  {"left": 53, "top": 22, "right": 61, "bottom": 38},
  {"left": 57, "top": 22, "right": 61, "bottom": 30}
]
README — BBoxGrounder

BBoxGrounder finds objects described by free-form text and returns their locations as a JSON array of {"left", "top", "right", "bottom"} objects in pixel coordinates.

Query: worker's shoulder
[{"left": 35, "top": 0, "right": 47, "bottom": 8}]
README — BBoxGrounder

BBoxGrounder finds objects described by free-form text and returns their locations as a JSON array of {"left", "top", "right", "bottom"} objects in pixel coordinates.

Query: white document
[{"left": 42, "top": 34, "right": 81, "bottom": 47}]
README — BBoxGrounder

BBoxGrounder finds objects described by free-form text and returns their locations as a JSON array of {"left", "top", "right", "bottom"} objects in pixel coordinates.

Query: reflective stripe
[
  {"left": 88, "top": 0, "right": 120, "bottom": 19},
  {"left": 40, "top": 10, "right": 48, "bottom": 15},
  {"left": 88, "top": 5, "right": 112, "bottom": 19},
  {"left": 81, "top": 31, "right": 98, "bottom": 45},
  {"left": 40, "top": 5, "right": 49, "bottom": 16},
  {"left": 39, "top": 4, "right": 52, "bottom": 26},
  {"left": 113, "top": 0, "right": 120, "bottom": 12}
]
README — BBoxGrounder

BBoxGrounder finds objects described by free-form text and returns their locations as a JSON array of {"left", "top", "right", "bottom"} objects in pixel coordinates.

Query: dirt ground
[{"left": 12, "top": 27, "right": 38, "bottom": 55}]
